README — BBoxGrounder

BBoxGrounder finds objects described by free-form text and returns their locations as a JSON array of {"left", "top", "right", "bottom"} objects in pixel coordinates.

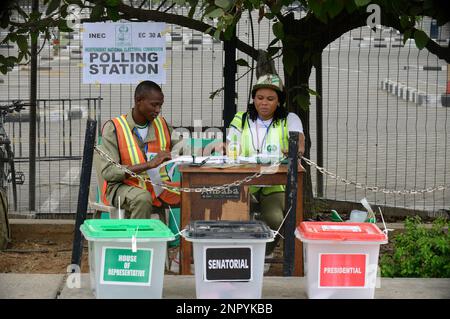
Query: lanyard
[{"left": 253, "top": 118, "right": 273, "bottom": 154}]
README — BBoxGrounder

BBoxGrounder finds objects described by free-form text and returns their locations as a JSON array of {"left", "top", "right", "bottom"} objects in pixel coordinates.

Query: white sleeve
[{"left": 287, "top": 113, "right": 304, "bottom": 133}]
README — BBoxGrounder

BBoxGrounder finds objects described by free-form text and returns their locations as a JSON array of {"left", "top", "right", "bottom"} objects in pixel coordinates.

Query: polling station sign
[{"left": 82, "top": 22, "right": 167, "bottom": 84}]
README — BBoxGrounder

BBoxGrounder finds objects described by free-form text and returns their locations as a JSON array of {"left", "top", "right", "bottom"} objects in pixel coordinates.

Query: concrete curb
[
  {"left": 1, "top": 274, "right": 449, "bottom": 299},
  {"left": 380, "top": 78, "right": 447, "bottom": 107}
]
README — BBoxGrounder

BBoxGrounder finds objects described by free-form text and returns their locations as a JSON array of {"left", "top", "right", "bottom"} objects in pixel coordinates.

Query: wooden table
[{"left": 179, "top": 163, "right": 305, "bottom": 276}]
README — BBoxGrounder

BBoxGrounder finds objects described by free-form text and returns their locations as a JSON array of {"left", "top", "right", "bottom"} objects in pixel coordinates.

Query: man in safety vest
[{"left": 97, "top": 80, "right": 179, "bottom": 219}]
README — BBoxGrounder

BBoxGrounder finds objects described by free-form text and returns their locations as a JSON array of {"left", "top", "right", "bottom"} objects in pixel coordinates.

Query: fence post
[
  {"left": 223, "top": 32, "right": 237, "bottom": 139},
  {"left": 316, "top": 55, "right": 324, "bottom": 197},
  {"left": 283, "top": 131, "right": 299, "bottom": 276},
  {"left": 71, "top": 119, "right": 97, "bottom": 267},
  {"left": 28, "top": 0, "right": 39, "bottom": 212}
]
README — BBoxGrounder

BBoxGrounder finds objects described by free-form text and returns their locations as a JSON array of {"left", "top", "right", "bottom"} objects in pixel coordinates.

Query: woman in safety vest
[{"left": 227, "top": 73, "right": 305, "bottom": 257}]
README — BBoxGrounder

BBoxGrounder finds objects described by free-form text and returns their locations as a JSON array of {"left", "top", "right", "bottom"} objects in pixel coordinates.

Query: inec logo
[
  {"left": 266, "top": 144, "right": 277, "bottom": 153},
  {"left": 116, "top": 24, "right": 132, "bottom": 46}
]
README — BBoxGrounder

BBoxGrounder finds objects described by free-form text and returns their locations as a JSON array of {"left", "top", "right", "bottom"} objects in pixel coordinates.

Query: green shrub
[{"left": 380, "top": 216, "right": 450, "bottom": 278}]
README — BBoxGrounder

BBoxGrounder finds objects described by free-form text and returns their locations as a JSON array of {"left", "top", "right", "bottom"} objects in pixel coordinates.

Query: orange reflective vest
[{"left": 102, "top": 114, "right": 180, "bottom": 207}]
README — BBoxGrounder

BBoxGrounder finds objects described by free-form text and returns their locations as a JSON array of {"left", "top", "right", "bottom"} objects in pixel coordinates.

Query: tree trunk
[{"left": 284, "top": 54, "right": 314, "bottom": 219}]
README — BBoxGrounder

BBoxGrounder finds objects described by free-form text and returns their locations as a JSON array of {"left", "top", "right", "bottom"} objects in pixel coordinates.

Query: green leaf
[
  {"left": 0, "top": 64, "right": 8, "bottom": 75},
  {"left": 91, "top": 5, "right": 105, "bottom": 20},
  {"left": 307, "top": 88, "right": 319, "bottom": 97},
  {"left": 105, "top": 0, "right": 121, "bottom": 6},
  {"left": 270, "top": 0, "right": 283, "bottom": 14},
  {"left": 235, "top": 58, "right": 249, "bottom": 67},
  {"left": 8, "top": 33, "right": 17, "bottom": 42},
  {"left": 188, "top": 0, "right": 198, "bottom": 18},
  {"left": 206, "top": 8, "right": 224, "bottom": 18},
  {"left": 414, "top": 29, "right": 429, "bottom": 50},
  {"left": 6, "top": 56, "right": 18, "bottom": 65},
  {"left": 354, "top": 0, "right": 371, "bottom": 6},
  {"left": 403, "top": 29, "right": 411, "bottom": 44},
  {"left": 264, "top": 12, "right": 275, "bottom": 20},
  {"left": 18, "top": 51, "right": 26, "bottom": 63},
  {"left": 213, "top": 28, "right": 221, "bottom": 41},
  {"left": 223, "top": 24, "right": 234, "bottom": 40},
  {"left": 107, "top": 6, "right": 120, "bottom": 21},
  {"left": 16, "top": 35, "right": 28, "bottom": 53},
  {"left": 344, "top": 0, "right": 357, "bottom": 14},
  {"left": 215, "top": 0, "right": 232, "bottom": 10},
  {"left": 45, "top": 0, "right": 61, "bottom": 15},
  {"left": 29, "top": 11, "right": 42, "bottom": 21},
  {"left": 309, "top": 0, "right": 327, "bottom": 22},
  {"left": 203, "top": 5, "right": 217, "bottom": 18},
  {"left": 400, "top": 15, "right": 410, "bottom": 29},
  {"left": 222, "top": 13, "right": 234, "bottom": 24},
  {"left": 326, "top": 0, "right": 344, "bottom": 18},
  {"left": 60, "top": 4, "right": 68, "bottom": 18},
  {"left": 293, "top": 93, "right": 310, "bottom": 111},
  {"left": 58, "top": 19, "right": 73, "bottom": 32},
  {"left": 249, "top": 0, "right": 260, "bottom": 8},
  {"left": 272, "top": 22, "right": 284, "bottom": 40}
]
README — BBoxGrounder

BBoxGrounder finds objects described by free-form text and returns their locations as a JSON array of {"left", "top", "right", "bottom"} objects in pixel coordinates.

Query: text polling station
[{"left": 83, "top": 22, "right": 167, "bottom": 84}]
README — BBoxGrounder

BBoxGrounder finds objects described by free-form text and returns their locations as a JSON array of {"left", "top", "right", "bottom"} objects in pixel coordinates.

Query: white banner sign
[{"left": 82, "top": 22, "right": 167, "bottom": 84}]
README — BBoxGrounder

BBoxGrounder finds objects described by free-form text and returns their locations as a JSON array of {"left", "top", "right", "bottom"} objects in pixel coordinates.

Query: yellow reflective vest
[{"left": 229, "top": 111, "right": 288, "bottom": 195}]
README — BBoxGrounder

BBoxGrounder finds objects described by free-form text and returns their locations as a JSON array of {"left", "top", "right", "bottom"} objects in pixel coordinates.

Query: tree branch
[
  {"left": 382, "top": 13, "right": 450, "bottom": 63},
  {"left": 299, "top": 8, "right": 450, "bottom": 63},
  {"left": 116, "top": 2, "right": 259, "bottom": 59}
]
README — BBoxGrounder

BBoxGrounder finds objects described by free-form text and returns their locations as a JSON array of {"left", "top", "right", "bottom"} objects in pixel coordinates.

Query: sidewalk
[
  {"left": 2, "top": 219, "right": 449, "bottom": 299},
  {"left": 1, "top": 273, "right": 449, "bottom": 299}
]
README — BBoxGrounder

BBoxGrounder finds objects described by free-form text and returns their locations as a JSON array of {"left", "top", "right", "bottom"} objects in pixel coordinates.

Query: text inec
[{"left": 88, "top": 52, "right": 160, "bottom": 75}]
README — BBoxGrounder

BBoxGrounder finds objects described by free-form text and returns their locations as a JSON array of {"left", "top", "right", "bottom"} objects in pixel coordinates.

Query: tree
[{"left": 1, "top": 0, "right": 449, "bottom": 212}]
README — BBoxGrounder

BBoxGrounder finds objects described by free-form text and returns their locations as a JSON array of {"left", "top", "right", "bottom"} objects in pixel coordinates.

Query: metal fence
[
  {"left": 0, "top": 3, "right": 449, "bottom": 216},
  {"left": 0, "top": 98, "right": 101, "bottom": 216}
]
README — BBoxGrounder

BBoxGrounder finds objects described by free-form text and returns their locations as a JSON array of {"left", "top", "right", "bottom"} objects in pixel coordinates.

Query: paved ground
[
  {"left": 1, "top": 273, "right": 449, "bottom": 299},
  {"left": 3, "top": 219, "right": 448, "bottom": 300}
]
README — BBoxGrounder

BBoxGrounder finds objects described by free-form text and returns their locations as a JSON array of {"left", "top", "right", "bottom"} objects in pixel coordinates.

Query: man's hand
[
  {"left": 149, "top": 150, "right": 171, "bottom": 167},
  {"left": 125, "top": 150, "right": 172, "bottom": 175}
]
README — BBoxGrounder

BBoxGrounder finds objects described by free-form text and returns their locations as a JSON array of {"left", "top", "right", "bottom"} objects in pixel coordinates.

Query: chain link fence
[{"left": 0, "top": 2, "right": 448, "bottom": 216}]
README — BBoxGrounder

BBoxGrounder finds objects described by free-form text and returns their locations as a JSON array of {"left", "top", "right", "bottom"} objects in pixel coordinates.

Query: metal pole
[
  {"left": 223, "top": 32, "right": 237, "bottom": 139},
  {"left": 29, "top": 0, "right": 38, "bottom": 211},
  {"left": 71, "top": 119, "right": 97, "bottom": 267},
  {"left": 283, "top": 131, "right": 299, "bottom": 276},
  {"left": 97, "top": 96, "right": 102, "bottom": 137},
  {"left": 315, "top": 55, "right": 324, "bottom": 197}
]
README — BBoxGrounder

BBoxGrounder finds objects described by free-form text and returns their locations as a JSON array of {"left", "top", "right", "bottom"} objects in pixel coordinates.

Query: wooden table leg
[
  {"left": 180, "top": 173, "right": 193, "bottom": 275},
  {"left": 294, "top": 173, "right": 304, "bottom": 276}
]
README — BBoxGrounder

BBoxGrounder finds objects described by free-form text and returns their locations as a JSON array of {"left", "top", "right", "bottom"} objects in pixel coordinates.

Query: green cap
[{"left": 252, "top": 74, "right": 284, "bottom": 93}]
